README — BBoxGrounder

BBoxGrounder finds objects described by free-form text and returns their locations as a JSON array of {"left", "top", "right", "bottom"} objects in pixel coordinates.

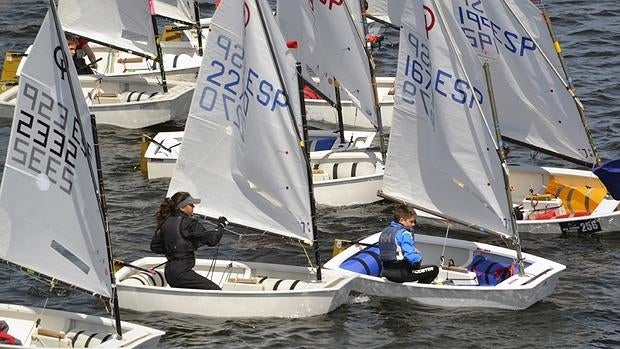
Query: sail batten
[{"left": 168, "top": 0, "right": 313, "bottom": 243}]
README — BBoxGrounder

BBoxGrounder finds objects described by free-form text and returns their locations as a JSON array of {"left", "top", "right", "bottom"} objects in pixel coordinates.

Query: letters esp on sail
[
  {"left": 381, "top": 0, "right": 514, "bottom": 237},
  {"left": 167, "top": 0, "right": 315, "bottom": 243}
]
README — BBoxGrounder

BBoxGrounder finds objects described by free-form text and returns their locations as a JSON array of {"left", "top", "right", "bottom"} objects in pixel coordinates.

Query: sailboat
[
  {"left": 85, "top": 0, "right": 206, "bottom": 81},
  {"left": 0, "top": 0, "right": 194, "bottom": 129},
  {"left": 141, "top": 129, "right": 377, "bottom": 180},
  {"left": 0, "top": 3, "right": 163, "bottom": 347},
  {"left": 410, "top": 0, "right": 620, "bottom": 234},
  {"left": 324, "top": 0, "right": 565, "bottom": 310},
  {"left": 140, "top": 0, "right": 388, "bottom": 207},
  {"left": 275, "top": 0, "right": 389, "bottom": 207},
  {"left": 114, "top": 0, "right": 356, "bottom": 318}
]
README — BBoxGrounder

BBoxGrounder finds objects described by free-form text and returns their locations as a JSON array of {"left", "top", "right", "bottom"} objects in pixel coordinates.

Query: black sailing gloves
[{"left": 217, "top": 216, "right": 229, "bottom": 229}]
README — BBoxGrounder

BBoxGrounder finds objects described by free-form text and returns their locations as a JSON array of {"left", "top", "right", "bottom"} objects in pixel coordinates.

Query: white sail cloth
[
  {"left": 167, "top": 0, "right": 313, "bottom": 243},
  {"left": 154, "top": 0, "right": 196, "bottom": 25},
  {"left": 277, "top": 0, "right": 379, "bottom": 128},
  {"left": 382, "top": 0, "right": 513, "bottom": 237},
  {"left": 0, "top": 11, "right": 111, "bottom": 297},
  {"left": 58, "top": 0, "right": 158, "bottom": 58},
  {"left": 366, "top": 0, "right": 407, "bottom": 26},
  {"left": 443, "top": 0, "right": 595, "bottom": 165}
]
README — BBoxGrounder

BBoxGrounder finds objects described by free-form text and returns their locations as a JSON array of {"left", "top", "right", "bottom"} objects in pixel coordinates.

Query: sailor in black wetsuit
[{"left": 150, "top": 191, "right": 227, "bottom": 290}]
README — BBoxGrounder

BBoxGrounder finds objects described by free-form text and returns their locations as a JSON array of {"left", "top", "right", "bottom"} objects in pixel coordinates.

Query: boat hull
[
  {"left": 142, "top": 133, "right": 385, "bottom": 207},
  {"left": 324, "top": 233, "right": 565, "bottom": 310},
  {"left": 305, "top": 76, "right": 395, "bottom": 130},
  {"left": 312, "top": 151, "right": 385, "bottom": 206},
  {"left": 0, "top": 76, "right": 194, "bottom": 129},
  {"left": 416, "top": 164, "right": 620, "bottom": 235},
  {"left": 0, "top": 303, "right": 163, "bottom": 348},
  {"left": 115, "top": 257, "right": 356, "bottom": 318}
]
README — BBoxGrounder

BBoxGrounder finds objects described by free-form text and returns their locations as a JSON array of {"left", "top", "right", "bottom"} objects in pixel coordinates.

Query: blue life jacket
[{"left": 378, "top": 225, "right": 401, "bottom": 263}]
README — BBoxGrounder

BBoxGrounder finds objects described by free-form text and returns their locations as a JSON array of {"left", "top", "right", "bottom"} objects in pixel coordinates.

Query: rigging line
[
  {"left": 439, "top": 223, "right": 451, "bottom": 266},
  {"left": 51, "top": 0, "right": 127, "bottom": 301},
  {"left": 430, "top": 1, "right": 522, "bottom": 262},
  {"left": 430, "top": 0, "right": 498, "bottom": 154},
  {"left": 352, "top": 0, "right": 387, "bottom": 161},
  {"left": 298, "top": 240, "right": 316, "bottom": 272},
  {"left": 501, "top": 0, "right": 576, "bottom": 94},
  {"left": 254, "top": 0, "right": 302, "bottom": 145},
  {"left": 254, "top": 3, "right": 322, "bottom": 277},
  {"left": 49, "top": 0, "right": 106, "bottom": 232}
]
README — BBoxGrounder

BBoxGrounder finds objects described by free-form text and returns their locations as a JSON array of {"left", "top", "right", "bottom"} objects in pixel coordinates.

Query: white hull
[
  {"left": 89, "top": 41, "right": 201, "bottom": 82},
  {"left": 324, "top": 233, "right": 565, "bottom": 310},
  {"left": 0, "top": 76, "right": 194, "bottom": 129},
  {"left": 0, "top": 303, "right": 163, "bottom": 348},
  {"left": 115, "top": 257, "right": 356, "bottom": 318},
  {"left": 142, "top": 131, "right": 385, "bottom": 206},
  {"left": 312, "top": 151, "right": 384, "bottom": 206},
  {"left": 143, "top": 130, "right": 382, "bottom": 193},
  {"left": 416, "top": 165, "right": 620, "bottom": 235},
  {"left": 305, "top": 76, "right": 394, "bottom": 130}
]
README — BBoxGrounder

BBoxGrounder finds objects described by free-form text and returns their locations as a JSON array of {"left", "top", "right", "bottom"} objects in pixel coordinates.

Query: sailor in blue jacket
[{"left": 378, "top": 204, "right": 439, "bottom": 284}]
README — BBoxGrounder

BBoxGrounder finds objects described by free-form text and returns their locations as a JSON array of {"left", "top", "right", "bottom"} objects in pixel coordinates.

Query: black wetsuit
[{"left": 150, "top": 213, "right": 224, "bottom": 290}]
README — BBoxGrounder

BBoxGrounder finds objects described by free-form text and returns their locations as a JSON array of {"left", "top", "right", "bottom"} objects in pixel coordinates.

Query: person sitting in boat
[
  {"left": 378, "top": 204, "right": 439, "bottom": 284},
  {"left": 65, "top": 33, "right": 95, "bottom": 75},
  {"left": 150, "top": 191, "right": 227, "bottom": 290}
]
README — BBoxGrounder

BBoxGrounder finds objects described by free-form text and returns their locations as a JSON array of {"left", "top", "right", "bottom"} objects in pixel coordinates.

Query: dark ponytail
[{"left": 155, "top": 191, "right": 190, "bottom": 233}]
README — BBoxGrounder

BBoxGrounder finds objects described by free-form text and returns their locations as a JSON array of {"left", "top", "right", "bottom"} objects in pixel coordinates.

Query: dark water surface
[{"left": 1, "top": 1, "right": 619, "bottom": 348}]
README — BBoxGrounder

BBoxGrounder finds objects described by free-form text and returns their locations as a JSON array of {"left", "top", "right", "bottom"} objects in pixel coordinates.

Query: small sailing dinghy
[
  {"left": 0, "top": 0, "right": 195, "bottom": 129},
  {"left": 115, "top": 0, "right": 356, "bottom": 318},
  {"left": 277, "top": 0, "right": 396, "bottom": 131},
  {"left": 83, "top": 0, "right": 206, "bottom": 82},
  {"left": 0, "top": 3, "right": 163, "bottom": 348},
  {"left": 324, "top": 0, "right": 565, "bottom": 310},
  {"left": 140, "top": 129, "right": 377, "bottom": 180},
  {"left": 139, "top": 0, "right": 391, "bottom": 207},
  {"left": 410, "top": 0, "right": 620, "bottom": 235}
]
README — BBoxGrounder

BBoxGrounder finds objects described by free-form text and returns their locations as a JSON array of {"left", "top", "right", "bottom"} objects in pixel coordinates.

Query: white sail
[
  {"left": 366, "top": 0, "right": 406, "bottom": 26},
  {"left": 445, "top": 0, "right": 594, "bottom": 165},
  {"left": 381, "top": 0, "right": 513, "bottom": 237},
  {"left": 167, "top": 0, "right": 313, "bottom": 243},
  {"left": 154, "top": 0, "right": 196, "bottom": 25},
  {"left": 277, "top": 0, "right": 379, "bottom": 127},
  {"left": 0, "top": 11, "right": 111, "bottom": 297},
  {"left": 58, "top": 0, "right": 158, "bottom": 58}
]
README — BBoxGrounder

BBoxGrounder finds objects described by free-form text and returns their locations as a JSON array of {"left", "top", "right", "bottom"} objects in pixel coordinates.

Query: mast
[
  {"left": 255, "top": 0, "right": 322, "bottom": 280},
  {"left": 49, "top": 0, "right": 124, "bottom": 336},
  {"left": 193, "top": 0, "right": 203, "bottom": 56},
  {"left": 430, "top": 1, "right": 526, "bottom": 271},
  {"left": 501, "top": 0, "right": 600, "bottom": 167},
  {"left": 483, "top": 63, "right": 525, "bottom": 276},
  {"left": 149, "top": 0, "right": 168, "bottom": 93},
  {"left": 90, "top": 114, "right": 124, "bottom": 337},
  {"left": 297, "top": 63, "right": 323, "bottom": 281},
  {"left": 354, "top": 0, "right": 387, "bottom": 160},
  {"left": 333, "top": 79, "right": 346, "bottom": 144}
]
